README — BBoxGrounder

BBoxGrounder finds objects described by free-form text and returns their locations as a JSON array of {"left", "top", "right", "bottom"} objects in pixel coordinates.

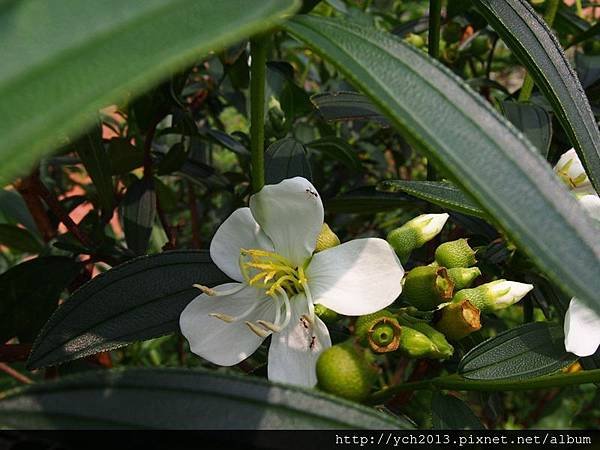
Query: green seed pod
[
  {"left": 314, "top": 304, "right": 339, "bottom": 324},
  {"left": 355, "top": 309, "right": 396, "bottom": 345},
  {"left": 402, "top": 266, "right": 454, "bottom": 311},
  {"left": 367, "top": 317, "right": 402, "bottom": 353},
  {"left": 387, "top": 213, "right": 449, "bottom": 262},
  {"left": 468, "top": 35, "right": 491, "bottom": 57},
  {"left": 447, "top": 267, "right": 481, "bottom": 290},
  {"left": 315, "top": 223, "right": 341, "bottom": 253},
  {"left": 404, "top": 33, "right": 425, "bottom": 48},
  {"left": 434, "top": 299, "right": 481, "bottom": 341},
  {"left": 435, "top": 238, "right": 477, "bottom": 268},
  {"left": 443, "top": 21, "right": 463, "bottom": 43},
  {"left": 316, "top": 340, "right": 377, "bottom": 402}
]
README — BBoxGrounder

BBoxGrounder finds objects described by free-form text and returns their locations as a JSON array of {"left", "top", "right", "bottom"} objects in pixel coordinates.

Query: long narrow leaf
[
  {"left": 472, "top": 0, "right": 600, "bottom": 192},
  {"left": 379, "top": 180, "right": 486, "bottom": 218},
  {"left": 284, "top": 16, "right": 600, "bottom": 310},
  {"left": 0, "top": 0, "right": 299, "bottom": 185},
  {"left": 0, "top": 368, "right": 412, "bottom": 429}
]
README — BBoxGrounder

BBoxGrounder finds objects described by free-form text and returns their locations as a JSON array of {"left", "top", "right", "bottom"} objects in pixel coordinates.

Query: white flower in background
[
  {"left": 564, "top": 298, "right": 600, "bottom": 357},
  {"left": 554, "top": 148, "right": 595, "bottom": 195},
  {"left": 179, "top": 177, "right": 404, "bottom": 386},
  {"left": 553, "top": 149, "right": 600, "bottom": 357}
]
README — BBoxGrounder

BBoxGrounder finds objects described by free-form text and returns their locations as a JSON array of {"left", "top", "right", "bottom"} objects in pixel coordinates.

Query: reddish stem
[{"left": 0, "top": 362, "right": 33, "bottom": 384}]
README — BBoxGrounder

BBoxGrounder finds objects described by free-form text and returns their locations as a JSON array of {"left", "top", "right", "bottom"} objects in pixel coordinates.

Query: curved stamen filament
[
  {"left": 209, "top": 298, "right": 262, "bottom": 324},
  {"left": 275, "top": 287, "right": 293, "bottom": 330},
  {"left": 299, "top": 266, "right": 315, "bottom": 324},
  {"left": 194, "top": 283, "right": 245, "bottom": 297}
]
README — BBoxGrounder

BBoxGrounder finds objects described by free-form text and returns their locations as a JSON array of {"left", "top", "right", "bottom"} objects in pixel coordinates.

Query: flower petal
[
  {"left": 249, "top": 177, "right": 324, "bottom": 266},
  {"left": 553, "top": 148, "right": 594, "bottom": 194},
  {"left": 307, "top": 238, "right": 404, "bottom": 316},
  {"left": 210, "top": 208, "right": 273, "bottom": 282},
  {"left": 180, "top": 283, "right": 276, "bottom": 366},
  {"left": 564, "top": 297, "right": 600, "bottom": 357},
  {"left": 578, "top": 194, "right": 600, "bottom": 222},
  {"left": 267, "top": 295, "right": 331, "bottom": 387}
]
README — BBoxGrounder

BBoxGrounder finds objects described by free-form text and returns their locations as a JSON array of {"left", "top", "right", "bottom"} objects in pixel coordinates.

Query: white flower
[
  {"left": 564, "top": 297, "right": 600, "bottom": 357},
  {"left": 485, "top": 280, "right": 534, "bottom": 310},
  {"left": 405, "top": 213, "right": 449, "bottom": 245},
  {"left": 576, "top": 193, "right": 600, "bottom": 222},
  {"left": 179, "top": 177, "right": 404, "bottom": 387},
  {"left": 553, "top": 149, "right": 600, "bottom": 357},
  {"left": 554, "top": 148, "right": 594, "bottom": 195}
]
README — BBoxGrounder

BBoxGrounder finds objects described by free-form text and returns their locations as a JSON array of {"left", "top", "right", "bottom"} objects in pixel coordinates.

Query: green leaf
[
  {"left": 121, "top": 177, "right": 156, "bottom": 255},
  {"left": 379, "top": 180, "right": 486, "bottom": 218},
  {"left": 284, "top": 15, "right": 600, "bottom": 311},
  {"left": 458, "top": 322, "right": 577, "bottom": 381},
  {"left": 310, "top": 91, "right": 390, "bottom": 125},
  {"left": 76, "top": 127, "right": 114, "bottom": 214},
  {"left": 575, "top": 52, "right": 600, "bottom": 89},
  {"left": 0, "top": 189, "right": 39, "bottom": 235},
  {"left": 307, "top": 136, "right": 362, "bottom": 171},
  {"left": 0, "top": 0, "right": 300, "bottom": 185},
  {"left": 156, "top": 142, "right": 188, "bottom": 175},
  {"left": 203, "top": 128, "right": 249, "bottom": 155},
  {"left": 27, "top": 251, "right": 230, "bottom": 369},
  {"left": 0, "top": 368, "right": 412, "bottom": 429},
  {"left": 107, "top": 138, "right": 144, "bottom": 175},
  {"left": 0, "top": 257, "right": 80, "bottom": 343},
  {"left": 0, "top": 224, "right": 43, "bottom": 253},
  {"left": 325, "top": 186, "right": 417, "bottom": 214},
  {"left": 472, "top": 0, "right": 600, "bottom": 192},
  {"left": 265, "top": 138, "right": 312, "bottom": 184},
  {"left": 431, "top": 393, "right": 484, "bottom": 430},
  {"left": 567, "top": 21, "right": 600, "bottom": 48},
  {"left": 501, "top": 101, "right": 553, "bottom": 158}
]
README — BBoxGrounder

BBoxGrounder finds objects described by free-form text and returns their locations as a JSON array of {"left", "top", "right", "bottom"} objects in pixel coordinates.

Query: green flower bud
[
  {"left": 316, "top": 340, "right": 377, "bottom": 402},
  {"left": 315, "top": 222, "right": 341, "bottom": 253},
  {"left": 355, "top": 309, "right": 396, "bottom": 345},
  {"left": 314, "top": 304, "right": 339, "bottom": 324},
  {"left": 434, "top": 238, "right": 477, "bottom": 268},
  {"left": 404, "top": 33, "right": 425, "bottom": 48},
  {"left": 396, "top": 314, "right": 454, "bottom": 359},
  {"left": 434, "top": 299, "right": 481, "bottom": 341},
  {"left": 399, "top": 327, "right": 439, "bottom": 359},
  {"left": 387, "top": 213, "right": 449, "bottom": 262},
  {"left": 402, "top": 266, "right": 454, "bottom": 311},
  {"left": 447, "top": 267, "right": 481, "bottom": 290},
  {"left": 452, "top": 279, "right": 534, "bottom": 313}
]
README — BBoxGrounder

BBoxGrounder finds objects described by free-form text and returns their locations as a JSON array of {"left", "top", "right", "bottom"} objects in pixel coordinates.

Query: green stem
[
  {"left": 575, "top": 0, "right": 583, "bottom": 17},
  {"left": 427, "top": 0, "right": 442, "bottom": 182},
  {"left": 518, "top": 0, "right": 560, "bottom": 102},
  {"left": 250, "top": 35, "right": 268, "bottom": 193},
  {"left": 367, "top": 368, "right": 600, "bottom": 404},
  {"left": 428, "top": 0, "right": 442, "bottom": 60}
]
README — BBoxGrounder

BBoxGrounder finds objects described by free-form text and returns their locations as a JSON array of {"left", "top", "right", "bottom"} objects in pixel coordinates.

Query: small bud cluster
[{"left": 316, "top": 214, "right": 534, "bottom": 403}]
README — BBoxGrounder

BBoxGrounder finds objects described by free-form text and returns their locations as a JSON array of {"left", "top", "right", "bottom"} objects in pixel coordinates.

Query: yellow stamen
[{"left": 239, "top": 248, "right": 307, "bottom": 297}]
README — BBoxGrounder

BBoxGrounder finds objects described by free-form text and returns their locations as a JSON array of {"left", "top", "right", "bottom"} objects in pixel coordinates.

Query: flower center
[
  {"left": 199, "top": 248, "right": 315, "bottom": 339},
  {"left": 556, "top": 158, "right": 588, "bottom": 189},
  {"left": 239, "top": 249, "right": 307, "bottom": 297}
]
